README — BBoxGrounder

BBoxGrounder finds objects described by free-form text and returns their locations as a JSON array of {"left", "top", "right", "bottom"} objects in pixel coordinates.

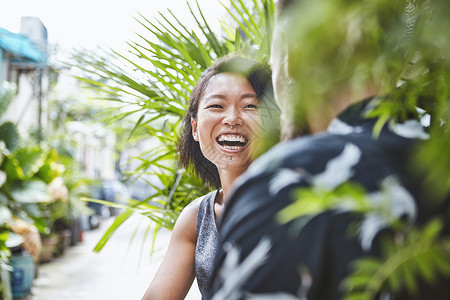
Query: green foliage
[
  {"left": 412, "top": 124, "right": 450, "bottom": 201},
  {"left": 273, "top": 0, "right": 450, "bottom": 296},
  {"left": 0, "top": 143, "right": 66, "bottom": 231},
  {"left": 342, "top": 219, "right": 450, "bottom": 300},
  {"left": 0, "top": 69, "right": 82, "bottom": 299},
  {"left": 0, "top": 220, "right": 12, "bottom": 299},
  {"left": 0, "top": 81, "right": 16, "bottom": 118},
  {"left": 62, "top": 0, "right": 449, "bottom": 297},
  {"left": 10, "top": 180, "right": 49, "bottom": 204},
  {"left": 277, "top": 0, "right": 449, "bottom": 137},
  {"left": 4, "top": 146, "right": 46, "bottom": 181},
  {"left": 0, "top": 122, "right": 19, "bottom": 152},
  {"left": 277, "top": 182, "right": 369, "bottom": 223},
  {"left": 0, "top": 82, "right": 19, "bottom": 153},
  {"left": 277, "top": 174, "right": 450, "bottom": 298},
  {"left": 0, "top": 208, "right": 13, "bottom": 267},
  {"left": 0, "top": 81, "right": 18, "bottom": 298},
  {"left": 220, "top": 0, "right": 274, "bottom": 61},
  {"left": 92, "top": 208, "right": 135, "bottom": 253},
  {"left": 70, "top": 0, "right": 275, "bottom": 252}
]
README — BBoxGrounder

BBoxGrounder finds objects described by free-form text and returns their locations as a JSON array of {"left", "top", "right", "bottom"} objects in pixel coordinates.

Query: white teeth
[
  {"left": 222, "top": 145, "right": 242, "bottom": 150},
  {"left": 218, "top": 134, "right": 247, "bottom": 143}
]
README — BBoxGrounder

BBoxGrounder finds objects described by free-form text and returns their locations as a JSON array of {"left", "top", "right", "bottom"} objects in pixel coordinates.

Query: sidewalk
[{"left": 29, "top": 214, "right": 201, "bottom": 300}]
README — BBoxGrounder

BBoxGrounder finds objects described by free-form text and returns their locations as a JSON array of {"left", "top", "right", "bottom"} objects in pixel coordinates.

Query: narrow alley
[{"left": 30, "top": 214, "right": 201, "bottom": 300}]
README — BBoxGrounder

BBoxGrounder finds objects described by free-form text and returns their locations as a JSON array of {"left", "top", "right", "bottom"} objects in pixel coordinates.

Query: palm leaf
[
  {"left": 93, "top": 209, "right": 135, "bottom": 253},
  {"left": 343, "top": 219, "right": 450, "bottom": 299},
  {"left": 70, "top": 0, "right": 275, "bottom": 256}
]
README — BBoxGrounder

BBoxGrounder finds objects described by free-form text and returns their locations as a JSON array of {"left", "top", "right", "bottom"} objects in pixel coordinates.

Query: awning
[{"left": 0, "top": 27, "right": 47, "bottom": 63}]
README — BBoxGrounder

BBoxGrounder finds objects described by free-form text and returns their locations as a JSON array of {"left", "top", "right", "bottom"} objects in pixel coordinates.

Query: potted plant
[
  {"left": 1, "top": 82, "right": 54, "bottom": 296},
  {"left": 0, "top": 206, "right": 14, "bottom": 300},
  {"left": 6, "top": 227, "right": 37, "bottom": 299},
  {"left": 0, "top": 143, "right": 48, "bottom": 295}
]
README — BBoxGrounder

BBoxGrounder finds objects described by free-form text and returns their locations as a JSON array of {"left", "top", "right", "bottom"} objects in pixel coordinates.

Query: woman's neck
[{"left": 217, "top": 168, "right": 246, "bottom": 205}]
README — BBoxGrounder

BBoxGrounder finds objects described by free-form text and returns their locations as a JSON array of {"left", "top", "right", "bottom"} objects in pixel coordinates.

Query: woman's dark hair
[{"left": 177, "top": 54, "right": 275, "bottom": 189}]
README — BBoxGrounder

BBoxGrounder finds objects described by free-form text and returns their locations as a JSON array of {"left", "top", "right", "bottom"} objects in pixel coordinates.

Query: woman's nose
[{"left": 223, "top": 108, "right": 242, "bottom": 128}]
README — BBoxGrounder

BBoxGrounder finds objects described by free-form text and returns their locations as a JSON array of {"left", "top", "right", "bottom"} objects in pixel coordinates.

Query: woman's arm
[{"left": 141, "top": 201, "right": 200, "bottom": 300}]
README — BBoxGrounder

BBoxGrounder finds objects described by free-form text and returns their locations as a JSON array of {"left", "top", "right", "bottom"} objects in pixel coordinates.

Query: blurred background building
[
  {"left": 0, "top": 17, "right": 48, "bottom": 139},
  {"left": 0, "top": 17, "right": 118, "bottom": 181}
]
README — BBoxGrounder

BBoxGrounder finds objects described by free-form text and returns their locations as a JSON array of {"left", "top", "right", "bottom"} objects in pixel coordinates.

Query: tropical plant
[
  {"left": 0, "top": 83, "right": 76, "bottom": 234},
  {"left": 69, "top": 0, "right": 276, "bottom": 253},
  {"left": 1, "top": 68, "right": 90, "bottom": 299},
  {"left": 273, "top": 0, "right": 450, "bottom": 298},
  {"left": 0, "top": 82, "right": 19, "bottom": 153},
  {"left": 1, "top": 83, "right": 58, "bottom": 232},
  {"left": 0, "top": 81, "right": 19, "bottom": 300},
  {"left": 67, "top": 0, "right": 450, "bottom": 298},
  {"left": 0, "top": 145, "right": 68, "bottom": 232}
]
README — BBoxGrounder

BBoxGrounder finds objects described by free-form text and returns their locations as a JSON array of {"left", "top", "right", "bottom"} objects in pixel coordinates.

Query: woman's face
[{"left": 192, "top": 73, "right": 262, "bottom": 172}]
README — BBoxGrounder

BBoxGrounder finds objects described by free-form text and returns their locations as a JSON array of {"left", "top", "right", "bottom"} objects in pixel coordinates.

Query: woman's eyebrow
[
  {"left": 203, "top": 93, "right": 257, "bottom": 101},
  {"left": 204, "top": 94, "right": 226, "bottom": 101},
  {"left": 241, "top": 93, "right": 258, "bottom": 99}
]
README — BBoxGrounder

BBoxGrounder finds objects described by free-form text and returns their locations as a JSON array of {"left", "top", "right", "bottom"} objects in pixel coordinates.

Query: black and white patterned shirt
[{"left": 207, "top": 98, "right": 449, "bottom": 300}]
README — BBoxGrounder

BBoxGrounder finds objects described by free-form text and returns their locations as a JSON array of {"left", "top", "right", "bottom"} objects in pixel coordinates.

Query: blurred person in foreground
[{"left": 207, "top": 0, "right": 450, "bottom": 299}]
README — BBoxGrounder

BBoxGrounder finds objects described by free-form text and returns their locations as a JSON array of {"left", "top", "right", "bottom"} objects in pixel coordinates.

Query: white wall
[{"left": 2, "top": 68, "right": 48, "bottom": 137}]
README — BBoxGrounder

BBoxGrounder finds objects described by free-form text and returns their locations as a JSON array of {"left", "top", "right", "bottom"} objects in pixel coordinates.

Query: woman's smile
[{"left": 216, "top": 133, "right": 249, "bottom": 152}]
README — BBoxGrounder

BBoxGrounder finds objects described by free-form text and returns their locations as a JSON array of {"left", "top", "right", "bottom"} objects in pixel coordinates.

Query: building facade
[{"left": 0, "top": 17, "right": 48, "bottom": 139}]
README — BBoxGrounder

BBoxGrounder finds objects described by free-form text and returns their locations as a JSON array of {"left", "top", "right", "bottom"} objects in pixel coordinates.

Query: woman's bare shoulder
[
  {"left": 181, "top": 195, "right": 205, "bottom": 218},
  {"left": 172, "top": 195, "right": 207, "bottom": 239},
  {"left": 187, "top": 195, "right": 205, "bottom": 208}
]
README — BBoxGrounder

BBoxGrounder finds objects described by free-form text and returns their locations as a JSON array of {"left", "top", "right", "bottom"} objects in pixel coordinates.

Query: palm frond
[
  {"left": 70, "top": 0, "right": 275, "bottom": 256},
  {"left": 92, "top": 209, "right": 135, "bottom": 253},
  {"left": 342, "top": 219, "right": 450, "bottom": 299}
]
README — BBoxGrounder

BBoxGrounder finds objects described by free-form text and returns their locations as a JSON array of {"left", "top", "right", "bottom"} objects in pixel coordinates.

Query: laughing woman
[{"left": 141, "top": 55, "right": 275, "bottom": 300}]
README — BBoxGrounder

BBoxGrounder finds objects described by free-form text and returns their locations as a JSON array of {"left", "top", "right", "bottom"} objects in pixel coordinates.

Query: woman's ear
[{"left": 191, "top": 118, "right": 199, "bottom": 141}]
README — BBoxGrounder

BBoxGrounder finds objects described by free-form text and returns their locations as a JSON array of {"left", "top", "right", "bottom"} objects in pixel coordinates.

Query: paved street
[{"left": 30, "top": 214, "right": 201, "bottom": 300}]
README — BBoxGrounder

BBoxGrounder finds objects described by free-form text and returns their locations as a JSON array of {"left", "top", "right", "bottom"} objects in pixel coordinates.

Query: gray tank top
[{"left": 195, "top": 189, "right": 219, "bottom": 298}]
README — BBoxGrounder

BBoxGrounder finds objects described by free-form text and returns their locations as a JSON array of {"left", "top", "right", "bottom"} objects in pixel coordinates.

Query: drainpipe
[{"left": 37, "top": 67, "right": 43, "bottom": 144}]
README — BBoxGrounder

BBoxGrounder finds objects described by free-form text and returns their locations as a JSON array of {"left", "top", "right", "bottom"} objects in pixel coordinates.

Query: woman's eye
[
  {"left": 245, "top": 104, "right": 258, "bottom": 109},
  {"left": 207, "top": 104, "right": 223, "bottom": 109}
]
